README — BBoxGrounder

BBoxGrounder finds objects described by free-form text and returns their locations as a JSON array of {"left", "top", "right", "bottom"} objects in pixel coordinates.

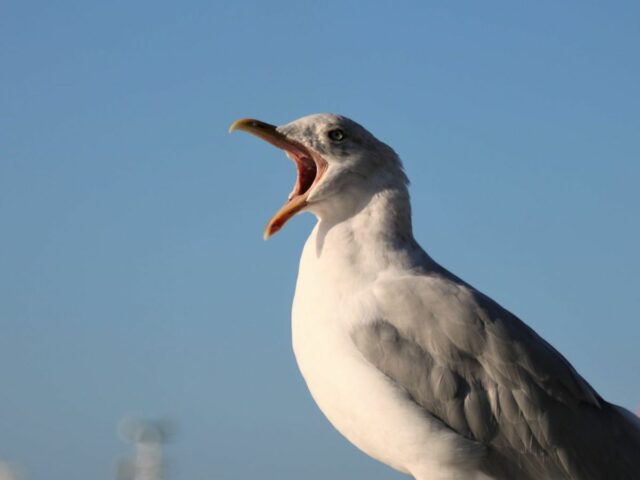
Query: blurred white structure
[{"left": 116, "top": 418, "right": 175, "bottom": 480}]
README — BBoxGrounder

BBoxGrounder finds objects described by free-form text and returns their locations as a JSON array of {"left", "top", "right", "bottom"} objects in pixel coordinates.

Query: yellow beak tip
[{"left": 228, "top": 120, "right": 242, "bottom": 133}]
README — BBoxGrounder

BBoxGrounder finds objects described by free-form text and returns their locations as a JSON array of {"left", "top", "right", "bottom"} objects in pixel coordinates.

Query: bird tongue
[
  {"left": 265, "top": 145, "right": 329, "bottom": 239},
  {"left": 286, "top": 151, "right": 317, "bottom": 200}
]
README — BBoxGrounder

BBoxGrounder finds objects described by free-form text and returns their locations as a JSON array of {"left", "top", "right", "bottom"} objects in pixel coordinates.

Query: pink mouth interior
[{"left": 286, "top": 151, "right": 317, "bottom": 200}]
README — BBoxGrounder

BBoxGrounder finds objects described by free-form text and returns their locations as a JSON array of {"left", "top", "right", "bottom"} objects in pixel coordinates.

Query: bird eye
[{"left": 328, "top": 129, "right": 345, "bottom": 142}]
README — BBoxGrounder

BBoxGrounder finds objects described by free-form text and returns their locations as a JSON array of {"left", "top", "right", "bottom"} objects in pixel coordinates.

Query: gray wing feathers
[
  {"left": 352, "top": 275, "right": 640, "bottom": 479},
  {"left": 477, "top": 297, "right": 600, "bottom": 408}
]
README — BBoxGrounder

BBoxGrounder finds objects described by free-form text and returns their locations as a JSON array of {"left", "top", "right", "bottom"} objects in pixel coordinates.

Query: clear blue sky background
[{"left": 1, "top": 1, "right": 639, "bottom": 479}]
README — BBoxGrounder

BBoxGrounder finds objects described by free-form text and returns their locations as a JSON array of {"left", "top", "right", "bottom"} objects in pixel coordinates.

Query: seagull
[{"left": 230, "top": 114, "right": 640, "bottom": 480}]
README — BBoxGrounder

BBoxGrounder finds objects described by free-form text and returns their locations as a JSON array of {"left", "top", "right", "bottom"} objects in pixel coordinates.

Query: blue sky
[{"left": 1, "top": 1, "right": 639, "bottom": 479}]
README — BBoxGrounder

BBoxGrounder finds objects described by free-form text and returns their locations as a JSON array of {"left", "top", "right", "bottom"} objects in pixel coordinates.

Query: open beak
[{"left": 229, "top": 118, "right": 328, "bottom": 239}]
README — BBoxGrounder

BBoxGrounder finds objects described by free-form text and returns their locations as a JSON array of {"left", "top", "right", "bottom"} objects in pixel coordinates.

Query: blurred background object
[{"left": 116, "top": 418, "right": 176, "bottom": 480}]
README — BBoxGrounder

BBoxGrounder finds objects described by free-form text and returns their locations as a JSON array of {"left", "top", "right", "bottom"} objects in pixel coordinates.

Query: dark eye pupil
[{"left": 329, "top": 129, "right": 345, "bottom": 141}]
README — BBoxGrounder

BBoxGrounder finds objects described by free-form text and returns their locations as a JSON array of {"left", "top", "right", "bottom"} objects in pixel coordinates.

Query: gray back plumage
[{"left": 351, "top": 265, "right": 640, "bottom": 479}]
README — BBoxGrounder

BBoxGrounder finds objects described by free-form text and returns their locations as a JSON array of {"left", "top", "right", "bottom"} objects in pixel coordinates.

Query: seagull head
[{"left": 230, "top": 113, "right": 407, "bottom": 239}]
